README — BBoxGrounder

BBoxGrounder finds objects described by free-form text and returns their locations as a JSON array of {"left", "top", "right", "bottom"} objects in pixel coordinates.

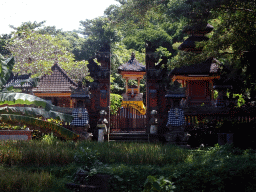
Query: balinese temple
[
  {"left": 32, "top": 62, "right": 78, "bottom": 107},
  {"left": 170, "top": 23, "right": 221, "bottom": 106},
  {"left": 118, "top": 53, "right": 146, "bottom": 115}
]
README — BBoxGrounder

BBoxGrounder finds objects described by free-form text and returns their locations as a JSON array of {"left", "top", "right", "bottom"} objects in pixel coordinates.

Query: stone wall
[{"left": 0, "top": 130, "right": 33, "bottom": 140}]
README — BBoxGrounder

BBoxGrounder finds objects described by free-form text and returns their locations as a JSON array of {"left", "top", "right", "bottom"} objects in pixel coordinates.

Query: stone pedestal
[
  {"left": 164, "top": 126, "right": 189, "bottom": 145},
  {"left": 218, "top": 133, "right": 234, "bottom": 145},
  {"left": 98, "top": 128, "right": 105, "bottom": 142}
]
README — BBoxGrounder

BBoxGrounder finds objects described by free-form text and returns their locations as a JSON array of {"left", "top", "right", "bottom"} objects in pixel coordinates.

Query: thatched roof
[
  {"left": 169, "top": 57, "right": 220, "bottom": 76},
  {"left": 118, "top": 53, "right": 146, "bottom": 73},
  {"left": 182, "top": 23, "right": 214, "bottom": 34},
  {"left": 178, "top": 36, "right": 209, "bottom": 51}
]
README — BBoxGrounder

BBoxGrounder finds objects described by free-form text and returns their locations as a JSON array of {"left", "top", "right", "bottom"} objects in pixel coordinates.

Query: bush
[{"left": 143, "top": 175, "right": 175, "bottom": 192}]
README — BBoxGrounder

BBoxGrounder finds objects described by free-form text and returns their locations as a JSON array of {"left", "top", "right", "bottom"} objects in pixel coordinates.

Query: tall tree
[
  {"left": 6, "top": 29, "right": 89, "bottom": 81},
  {"left": 0, "top": 34, "right": 12, "bottom": 57},
  {"left": 78, "top": 17, "right": 121, "bottom": 60},
  {"left": 167, "top": 0, "right": 256, "bottom": 98},
  {"left": 105, "top": 0, "right": 184, "bottom": 59}
]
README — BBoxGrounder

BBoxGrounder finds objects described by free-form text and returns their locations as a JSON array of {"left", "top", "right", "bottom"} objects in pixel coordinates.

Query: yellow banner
[{"left": 121, "top": 100, "right": 146, "bottom": 115}]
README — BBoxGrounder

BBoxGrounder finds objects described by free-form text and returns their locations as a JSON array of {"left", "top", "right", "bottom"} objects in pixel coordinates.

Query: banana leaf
[
  {"left": 0, "top": 92, "right": 54, "bottom": 111},
  {"left": 0, "top": 55, "right": 15, "bottom": 89},
  {"left": 0, "top": 114, "right": 79, "bottom": 140},
  {"left": 0, "top": 106, "right": 73, "bottom": 122}
]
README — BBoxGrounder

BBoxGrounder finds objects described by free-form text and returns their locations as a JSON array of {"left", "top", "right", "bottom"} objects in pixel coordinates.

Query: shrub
[{"left": 143, "top": 175, "right": 175, "bottom": 192}]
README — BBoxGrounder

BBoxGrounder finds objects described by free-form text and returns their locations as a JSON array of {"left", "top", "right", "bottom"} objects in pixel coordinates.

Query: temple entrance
[
  {"left": 110, "top": 53, "right": 147, "bottom": 133},
  {"left": 110, "top": 106, "right": 146, "bottom": 133}
]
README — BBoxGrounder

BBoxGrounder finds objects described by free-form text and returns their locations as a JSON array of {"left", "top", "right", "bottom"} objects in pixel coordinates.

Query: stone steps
[{"left": 109, "top": 133, "right": 149, "bottom": 142}]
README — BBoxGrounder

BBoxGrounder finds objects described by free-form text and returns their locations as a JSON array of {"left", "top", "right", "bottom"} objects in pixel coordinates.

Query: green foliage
[
  {"left": 0, "top": 55, "right": 15, "bottom": 90},
  {"left": 233, "top": 93, "right": 246, "bottom": 107},
  {"left": 143, "top": 175, "right": 175, "bottom": 192},
  {"left": 0, "top": 168, "right": 54, "bottom": 192},
  {"left": 0, "top": 114, "right": 78, "bottom": 140},
  {"left": 6, "top": 29, "right": 89, "bottom": 81},
  {"left": 110, "top": 93, "right": 122, "bottom": 115},
  {"left": 0, "top": 34, "right": 11, "bottom": 56},
  {"left": 0, "top": 55, "right": 78, "bottom": 140},
  {"left": 214, "top": 90, "right": 218, "bottom": 100},
  {"left": 1, "top": 141, "right": 256, "bottom": 191},
  {"left": 226, "top": 92, "right": 246, "bottom": 107},
  {"left": 78, "top": 17, "right": 121, "bottom": 60},
  {"left": 76, "top": 142, "right": 190, "bottom": 166},
  {"left": 41, "top": 132, "right": 58, "bottom": 144},
  {"left": 74, "top": 147, "right": 101, "bottom": 170},
  {"left": 0, "top": 106, "right": 73, "bottom": 122}
]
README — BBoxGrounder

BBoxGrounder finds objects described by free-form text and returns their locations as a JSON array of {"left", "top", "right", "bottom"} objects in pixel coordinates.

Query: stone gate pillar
[
  {"left": 87, "top": 44, "right": 110, "bottom": 139},
  {"left": 146, "top": 42, "right": 169, "bottom": 137}
]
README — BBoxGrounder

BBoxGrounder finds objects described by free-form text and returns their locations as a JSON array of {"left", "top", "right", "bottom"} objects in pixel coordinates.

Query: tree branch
[{"left": 217, "top": 6, "right": 255, "bottom": 13}]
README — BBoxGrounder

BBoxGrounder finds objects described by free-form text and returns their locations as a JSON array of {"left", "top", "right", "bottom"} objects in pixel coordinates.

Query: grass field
[{"left": 0, "top": 139, "right": 256, "bottom": 191}]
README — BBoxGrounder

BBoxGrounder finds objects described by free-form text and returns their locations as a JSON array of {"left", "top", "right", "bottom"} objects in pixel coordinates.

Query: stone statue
[
  {"left": 97, "top": 110, "right": 108, "bottom": 142},
  {"left": 149, "top": 110, "right": 158, "bottom": 134}
]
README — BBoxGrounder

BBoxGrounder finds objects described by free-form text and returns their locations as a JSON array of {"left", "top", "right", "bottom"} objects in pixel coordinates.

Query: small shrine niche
[
  {"left": 118, "top": 53, "right": 146, "bottom": 114},
  {"left": 70, "top": 81, "right": 91, "bottom": 138},
  {"left": 165, "top": 80, "right": 188, "bottom": 144},
  {"left": 71, "top": 81, "right": 90, "bottom": 109}
]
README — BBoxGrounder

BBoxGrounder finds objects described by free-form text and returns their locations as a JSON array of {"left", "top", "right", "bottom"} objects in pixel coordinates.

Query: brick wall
[
  {"left": 0, "top": 130, "right": 33, "bottom": 140},
  {"left": 57, "top": 97, "right": 71, "bottom": 108}
]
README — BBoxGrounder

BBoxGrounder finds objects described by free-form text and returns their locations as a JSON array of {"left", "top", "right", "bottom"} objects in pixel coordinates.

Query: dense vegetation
[
  {"left": 0, "top": 140, "right": 256, "bottom": 191},
  {"left": 1, "top": 2, "right": 256, "bottom": 190},
  {"left": 1, "top": 0, "right": 255, "bottom": 99}
]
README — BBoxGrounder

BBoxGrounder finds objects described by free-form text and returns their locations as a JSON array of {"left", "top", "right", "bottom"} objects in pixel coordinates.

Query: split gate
[{"left": 110, "top": 107, "right": 146, "bottom": 133}]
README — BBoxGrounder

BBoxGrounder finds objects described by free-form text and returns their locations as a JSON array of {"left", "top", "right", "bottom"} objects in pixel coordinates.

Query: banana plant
[
  {"left": 0, "top": 54, "right": 79, "bottom": 140},
  {"left": 0, "top": 114, "right": 77, "bottom": 140}
]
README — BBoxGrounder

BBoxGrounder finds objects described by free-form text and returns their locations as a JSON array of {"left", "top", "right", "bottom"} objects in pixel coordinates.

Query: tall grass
[
  {"left": 76, "top": 141, "right": 190, "bottom": 165},
  {"left": 0, "top": 167, "right": 53, "bottom": 192},
  {"left": 0, "top": 140, "right": 76, "bottom": 166},
  {"left": 1, "top": 140, "right": 256, "bottom": 191},
  {"left": 0, "top": 140, "right": 191, "bottom": 166}
]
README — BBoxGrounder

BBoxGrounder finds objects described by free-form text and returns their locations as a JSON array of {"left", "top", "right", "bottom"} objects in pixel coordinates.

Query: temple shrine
[
  {"left": 32, "top": 62, "right": 78, "bottom": 107},
  {"left": 118, "top": 53, "right": 146, "bottom": 115},
  {"left": 171, "top": 23, "right": 221, "bottom": 106}
]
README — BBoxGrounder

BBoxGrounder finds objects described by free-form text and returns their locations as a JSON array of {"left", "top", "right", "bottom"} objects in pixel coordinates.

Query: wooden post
[
  {"left": 137, "top": 78, "right": 140, "bottom": 93},
  {"left": 126, "top": 78, "right": 128, "bottom": 94}
]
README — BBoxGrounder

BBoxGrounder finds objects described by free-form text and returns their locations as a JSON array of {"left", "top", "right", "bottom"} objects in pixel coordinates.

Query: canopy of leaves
[
  {"left": 6, "top": 29, "right": 89, "bottom": 81},
  {"left": 78, "top": 17, "right": 121, "bottom": 60}
]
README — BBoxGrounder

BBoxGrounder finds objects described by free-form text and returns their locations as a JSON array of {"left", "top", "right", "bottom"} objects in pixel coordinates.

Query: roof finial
[{"left": 131, "top": 52, "right": 135, "bottom": 60}]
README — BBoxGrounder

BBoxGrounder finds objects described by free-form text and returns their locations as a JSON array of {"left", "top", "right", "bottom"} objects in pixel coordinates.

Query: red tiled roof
[{"left": 32, "top": 63, "right": 77, "bottom": 93}]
